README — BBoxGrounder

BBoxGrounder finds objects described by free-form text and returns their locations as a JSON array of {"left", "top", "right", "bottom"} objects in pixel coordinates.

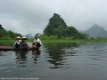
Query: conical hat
[
  {"left": 22, "top": 36, "right": 27, "bottom": 39},
  {"left": 16, "top": 36, "right": 21, "bottom": 39}
]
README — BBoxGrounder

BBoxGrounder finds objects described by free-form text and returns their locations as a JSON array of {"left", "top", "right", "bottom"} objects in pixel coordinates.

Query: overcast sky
[{"left": 0, "top": 0, "right": 107, "bottom": 35}]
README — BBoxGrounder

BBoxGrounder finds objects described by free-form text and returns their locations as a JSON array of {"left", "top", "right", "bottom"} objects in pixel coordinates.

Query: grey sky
[{"left": 0, "top": 0, "right": 107, "bottom": 35}]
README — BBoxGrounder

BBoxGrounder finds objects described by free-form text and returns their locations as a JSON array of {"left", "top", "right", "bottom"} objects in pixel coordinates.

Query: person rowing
[
  {"left": 20, "top": 36, "right": 29, "bottom": 49},
  {"left": 13, "top": 36, "right": 21, "bottom": 49},
  {"left": 32, "top": 34, "right": 42, "bottom": 49}
]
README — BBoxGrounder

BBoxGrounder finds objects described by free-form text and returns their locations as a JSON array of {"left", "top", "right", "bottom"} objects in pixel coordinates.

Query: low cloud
[{"left": 0, "top": 0, "right": 107, "bottom": 35}]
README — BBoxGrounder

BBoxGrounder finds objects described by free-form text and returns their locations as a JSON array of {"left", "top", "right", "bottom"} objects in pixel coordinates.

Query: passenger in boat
[
  {"left": 32, "top": 42, "right": 36, "bottom": 48},
  {"left": 32, "top": 34, "right": 42, "bottom": 49},
  {"left": 20, "top": 36, "right": 29, "bottom": 49},
  {"left": 13, "top": 36, "right": 21, "bottom": 49}
]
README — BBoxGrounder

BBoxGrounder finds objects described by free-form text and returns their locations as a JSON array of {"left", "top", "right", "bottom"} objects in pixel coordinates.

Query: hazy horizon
[{"left": 0, "top": 0, "right": 107, "bottom": 35}]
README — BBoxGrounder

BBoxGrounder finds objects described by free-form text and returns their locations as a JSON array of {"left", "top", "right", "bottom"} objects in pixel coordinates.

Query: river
[{"left": 0, "top": 43, "right": 107, "bottom": 80}]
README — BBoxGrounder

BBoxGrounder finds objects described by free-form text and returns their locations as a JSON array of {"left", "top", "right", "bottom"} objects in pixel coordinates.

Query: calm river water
[{"left": 0, "top": 43, "right": 107, "bottom": 80}]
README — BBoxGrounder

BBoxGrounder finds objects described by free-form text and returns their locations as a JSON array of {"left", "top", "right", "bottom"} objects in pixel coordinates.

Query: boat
[{"left": 0, "top": 46, "right": 39, "bottom": 51}]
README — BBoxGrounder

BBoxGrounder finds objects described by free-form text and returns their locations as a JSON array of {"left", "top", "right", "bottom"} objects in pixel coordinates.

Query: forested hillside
[
  {"left": 0, "top": 24, "right": 21, "bottom": 39},
  {"left": 44, "top": 13, "right": 87, "bottom": 39}
]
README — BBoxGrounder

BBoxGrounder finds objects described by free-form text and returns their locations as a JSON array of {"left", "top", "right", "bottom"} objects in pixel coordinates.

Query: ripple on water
[{"left": 0, "top": 43, "right": 107, "bottom": 80}]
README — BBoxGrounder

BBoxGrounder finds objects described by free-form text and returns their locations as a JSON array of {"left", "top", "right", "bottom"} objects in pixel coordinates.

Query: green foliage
[
  {"left": 0, "top": 39, "right": 14, "bottom": 46},
  {"left": 72, "top": 32, "right": 88, "bottom": 39},
  {"left": 43, "top": 13, "right": 87, "bottom": 39},
  {"left": 53, "top": 26, "right": 67, "bottom": 38},
  {"left": 0, "top": 29, "right": 8, "bottom": 38},
  {"left": 48, "top": 35, "right": 58, "bottom": 40},
  {"left": 44, "top": 13, "right": 67, "bottom": 36},
  {"left": 0, "top": 26, "right": 22, "bottom": 39},
  {"left": 0, "top": 24, "right": 5, "bottom": 30},
  {"left": 40, "top": 35, "right": 49, "bottom": 40},
  {"left": 0, "top": 24, "right": 22, "bottom": 39},
  {"left": 66, "top": 26, "right": 78, "bottom": 37},
  {"left": 41, "top": 35, "right": 58, "bottom": 40}
]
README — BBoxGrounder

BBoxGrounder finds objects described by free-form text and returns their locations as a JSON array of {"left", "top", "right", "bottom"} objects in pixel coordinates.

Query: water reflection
[
  {"left": 15, "top": 50, "right": 28, "bottom": 65},
  {"left": 15, "top": 49, "right": 41, "bottom": 66},
  {"left": 1, "top": 43, "right": 107, "bottom": 80},
  {"left": 44, "top": 42, "right": 78, "bottom": 68},
  {"left": 32, "top": 49, "right": 41, "bottom": 63}
]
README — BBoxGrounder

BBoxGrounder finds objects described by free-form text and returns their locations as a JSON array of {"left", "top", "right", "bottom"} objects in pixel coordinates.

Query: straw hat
[
  {"left": 35, "top": 33, "right": 40, "bottom": 38},
  {"left": 16, "top": 36, "right": 21, "bottom": 39},
  {"left": 22, "top": 36, "right": 27, "bottom": 40}
]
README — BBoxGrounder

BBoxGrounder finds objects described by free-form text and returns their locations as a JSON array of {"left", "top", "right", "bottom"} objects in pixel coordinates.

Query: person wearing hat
[
  {"left": 13, "top": 36, "right": 21, "bottom": 49},
  {"left": 20, "top": 36, "right": 29, "bottom": 49},
  {"left": 32, "top": 34, "right": 42, "bottom": 49}
]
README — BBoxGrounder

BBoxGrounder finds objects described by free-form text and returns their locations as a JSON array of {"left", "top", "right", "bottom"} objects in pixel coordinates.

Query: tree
[
  {"left": 44, "top": 13, "right": 67, "bottom": 35},
  {"left": 53, "top": 26, "right": 67, "bottom": 38},
  {"left": 0, "top": 24, "right": 22, "bottom": 39},
  {"left": 0, "top": 24, "right": 5, "bottom": 30},
  {"left": 43, "top": 13, "right": 87, "bottom": 39},
  {"left": 66, "top": 26, "right": 78, "bottom": 37}
]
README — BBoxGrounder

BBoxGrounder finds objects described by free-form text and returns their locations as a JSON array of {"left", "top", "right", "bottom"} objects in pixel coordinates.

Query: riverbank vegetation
[
  {"left": 41, "top": 36, "right": 107, "bottom": 44},
  {"left": 43, "top": 13, "right": 87, "bottom": 39},
  {"left": 0, "top": 39, "right": 14, "bottom": 46},
  {"left": 1, "top": 37, "right": 107, "bottom": 46},
  {"left": 0, "top": 24, "right": 21, "bottom": 39},
  {"left": 1, "top": 13, "right": 107, "bottom": 46},
  {"left": 0, "top": 24, "right": 22, "bottom": 46}
]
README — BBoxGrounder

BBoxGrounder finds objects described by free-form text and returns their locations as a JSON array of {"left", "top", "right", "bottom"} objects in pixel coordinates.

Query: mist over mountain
[
  {"left": 84, "top": 24, "right": 107, "bottom": 38},
  {"left": 25, "top": 34, "right": 34, "bottom": 38}
]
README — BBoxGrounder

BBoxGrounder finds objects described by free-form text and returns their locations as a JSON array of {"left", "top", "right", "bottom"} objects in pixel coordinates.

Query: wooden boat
[{"left": 0, "top": 46, "right": 39, "bottom": 51}]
